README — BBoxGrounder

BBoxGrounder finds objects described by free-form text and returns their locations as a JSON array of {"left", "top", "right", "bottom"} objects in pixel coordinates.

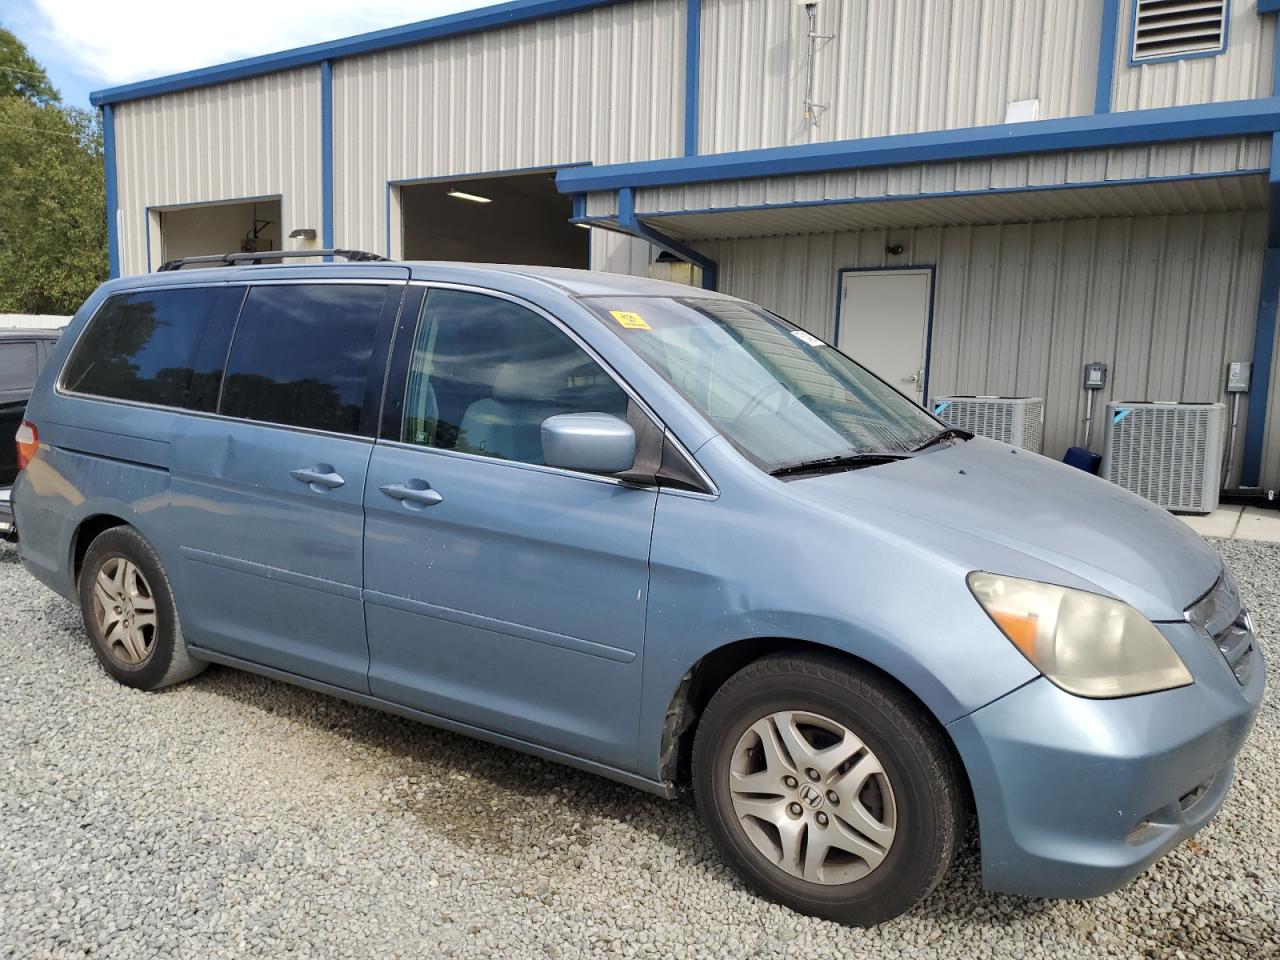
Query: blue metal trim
[
  {"left": 1242, "top": 243, "right": 1279, "bottom": 486},
  {"left": 102, "top": 104, "right": 120, "bottom": 278},
  {"left": 617, "top": 187, "right": 718, "bottom": 290},
  {"left": 684, "top": 0, "right": 701, "bottom": 156},
  {"left": 1127, "top": 0, "right": 1231, "bottom": 66},
  {"left": 572, "top": 194, "right": 586, "bottom": 219},
  {"left": 321, "top": 61, "right": 335, "bottom": 256},
  {"left": 90, "top": 0, "right": 628, "bottom": 106},
  {"left": 1240, "top": 13, "right": 1280, "bottom": 487},
  {"left": 1261, "top": 0, "right": 1280, "bottom": 14},
  {"left": 628, "top": 168, "right": 1269, "bottom": 223},
  {"left": 555, "top": 98, "right": 1280, "bottom": 193},
  {"left": 1096, "top": 0, "right": 1120, "bottom": 113},
  {"left": 833, "top": 266, "right": 937, "bottom": 402}
]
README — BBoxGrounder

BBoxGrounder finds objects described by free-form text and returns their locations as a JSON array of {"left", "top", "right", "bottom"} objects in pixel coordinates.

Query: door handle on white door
[{"left": 380, "top": 481, "right": 444, "bottom": 507}]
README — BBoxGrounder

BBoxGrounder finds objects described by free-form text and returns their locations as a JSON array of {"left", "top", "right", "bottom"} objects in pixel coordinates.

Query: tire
[
  {"left": 77, "top": 525, "right": 206, "bottom": 691},
  {"left": 692, "top": 652, "right": 966, "bottom": 926}
]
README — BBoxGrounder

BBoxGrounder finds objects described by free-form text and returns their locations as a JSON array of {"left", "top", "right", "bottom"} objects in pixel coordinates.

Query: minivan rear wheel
[
  {"left": 78, "top": 526, "right": 206, "bottom": 690},
  {"left": 692, "top": 652, "right": 965, "bottom": 926}
]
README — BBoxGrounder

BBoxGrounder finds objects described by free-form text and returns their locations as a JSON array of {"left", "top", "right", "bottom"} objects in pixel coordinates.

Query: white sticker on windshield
[{"left": 791, "top": 330, "right": 825, "bottom": 347}]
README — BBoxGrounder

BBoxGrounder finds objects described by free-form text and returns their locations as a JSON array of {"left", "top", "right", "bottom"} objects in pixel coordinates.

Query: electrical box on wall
[
  {"left": 1084, "top": 362, "right": 1107, "bottom": 390},
  {"left": 1226, "top": 361, "right": 1251, "bottom": 393}
]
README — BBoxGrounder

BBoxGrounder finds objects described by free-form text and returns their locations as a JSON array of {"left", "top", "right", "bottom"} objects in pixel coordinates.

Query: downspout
[
  {"left": 1240, "top": 19, "right": 1280, "bottom": 490},
  {"left": 320, "top": 60, "right": 335, "bottom": 261},
  {"left": 102, "top": 103, "right": 120, "bottom": 278},
  {"left": 616, "top": 187, "right": 719, "bottom": 291}
]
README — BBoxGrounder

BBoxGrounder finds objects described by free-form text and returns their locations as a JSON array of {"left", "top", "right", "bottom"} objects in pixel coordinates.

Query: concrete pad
[
  {"left": 1180, "top": 505, "right": 1242, "bottom": 538},
  {"left": 1234, "top": 506, "right": 1280, "bottom": 543}
]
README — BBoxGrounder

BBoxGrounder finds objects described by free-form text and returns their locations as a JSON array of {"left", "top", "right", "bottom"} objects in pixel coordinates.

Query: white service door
[{"left": 837, "top": 269, "right": 932, "bottom": 404}]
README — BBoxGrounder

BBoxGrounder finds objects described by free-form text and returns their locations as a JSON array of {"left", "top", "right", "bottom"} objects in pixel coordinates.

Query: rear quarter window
[{"left": 61, "top": 287, "right": 241, "bottom": 411}]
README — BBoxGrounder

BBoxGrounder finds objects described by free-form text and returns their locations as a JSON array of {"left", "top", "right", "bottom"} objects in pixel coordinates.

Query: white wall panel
[
  {"left": 1111, "top": 0, "right": 1275, "bottom": 113},
  {"left": 590, "top": 230, "right": 654, "bottom": 275},
  {"left": 697, "top": 211, "right": 1271, "bottom": 486},
  {"left": 699, "top": 0, "right": 1101, "bottom": 154},
  {"left": 113, "top": 68, "right": 322, "bottom": 276},
  {"left": 333, "top": 0, "right": 684, "bottom": 255}
]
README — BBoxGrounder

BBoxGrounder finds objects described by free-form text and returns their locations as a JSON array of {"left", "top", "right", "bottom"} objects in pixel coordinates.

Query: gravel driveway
[{"left": 1, "top": 539, "right": 1277, "bottom": 959}]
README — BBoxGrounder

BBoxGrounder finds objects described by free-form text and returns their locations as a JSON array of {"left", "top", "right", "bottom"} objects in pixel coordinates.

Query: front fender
[{"left": 635, "top": 444, "right": 1042, "bottom": 782}]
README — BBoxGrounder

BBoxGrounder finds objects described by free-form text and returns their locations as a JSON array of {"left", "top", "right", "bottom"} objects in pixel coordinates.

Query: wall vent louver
[
  {"left": 1132, "top": 0, "right": 1227, "bottom": 61},
  {"left": 931, "top": 397, "right": 1045, "bottom": 452},
  {"left": 1100, "top": 402, "right": 1225, "bottom": 514}
]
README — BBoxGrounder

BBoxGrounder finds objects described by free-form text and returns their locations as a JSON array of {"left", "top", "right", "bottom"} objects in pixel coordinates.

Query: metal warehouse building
[{"left": 92, "top": 0, "right": 1280, "bottom": 493}]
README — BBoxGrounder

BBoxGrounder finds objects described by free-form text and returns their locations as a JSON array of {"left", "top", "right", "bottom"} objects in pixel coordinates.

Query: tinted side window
[
  {"left": 402, "top": 289, "right": 629, "bottom": 465},
  {"left": 0, "top": 342, "right": 38, "bottom": 391},
  {"left": 61, "top": 287, "right": 240, "bottom": 411},
  {"left": 220, "top": 284, "right": 391, "bottom": 434}
]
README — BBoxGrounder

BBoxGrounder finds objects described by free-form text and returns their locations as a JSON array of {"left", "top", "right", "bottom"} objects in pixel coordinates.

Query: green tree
[
  {"left": 0, "top": 27, "right": 107, "bottom": 314},
  {"left": 0, "top": 28, "right": 59, "bottom": 106}
]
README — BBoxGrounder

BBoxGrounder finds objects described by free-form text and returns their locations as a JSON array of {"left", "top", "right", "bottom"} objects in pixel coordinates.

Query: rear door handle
[
  {"left": 380, "top": 481, "right": 444, "bottom": 507},
  {"left": 290, "top": 465, "right": 346, "bottom": 491}
]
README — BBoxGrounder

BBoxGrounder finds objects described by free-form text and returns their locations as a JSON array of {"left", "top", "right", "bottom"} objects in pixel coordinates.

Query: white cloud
[{"left": 26, "top": 0, "right": 486, "bottom": 87}]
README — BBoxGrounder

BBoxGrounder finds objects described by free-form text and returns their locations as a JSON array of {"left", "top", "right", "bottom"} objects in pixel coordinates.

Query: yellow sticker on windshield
[{"left": 609, "top": 310, "right": 650, "bottom": 330}]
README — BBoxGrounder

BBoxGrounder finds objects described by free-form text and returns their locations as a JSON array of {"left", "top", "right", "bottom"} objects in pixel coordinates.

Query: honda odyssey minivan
[{"left": 12, "top": 254, "right": 1264, "bottom": 925}]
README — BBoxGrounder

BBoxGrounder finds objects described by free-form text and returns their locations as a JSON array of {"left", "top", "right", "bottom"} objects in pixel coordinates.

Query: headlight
[{"left": 967, "top": 572, "right": 1192, "bottom": 699}]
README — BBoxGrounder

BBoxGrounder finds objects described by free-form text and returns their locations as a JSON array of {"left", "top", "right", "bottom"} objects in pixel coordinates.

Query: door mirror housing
[{"left": 541, "top": 413, "right": 636, "bottom": 474}]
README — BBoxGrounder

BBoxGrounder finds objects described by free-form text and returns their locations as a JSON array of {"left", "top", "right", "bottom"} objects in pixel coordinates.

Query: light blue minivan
[{"left": 12, "top": 254, "right": 1264, "bottom": 924}]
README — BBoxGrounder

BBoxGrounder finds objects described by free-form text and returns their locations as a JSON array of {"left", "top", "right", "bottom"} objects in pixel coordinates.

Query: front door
[
  {"left": 170, "top": 279, "right": 403, "bottom": 691},
  {"left": 363, "top": 287, "right": 656, "bottom": 770},
  {"left": 836, "top": 269, "right": 932, "bottom": 404}
]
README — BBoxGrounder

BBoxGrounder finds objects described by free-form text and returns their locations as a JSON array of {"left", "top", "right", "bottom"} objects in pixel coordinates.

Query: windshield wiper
[
  {"left": 912, "top": 426, "right": 974, "bottom": 453},
  {"left": 769, "top": 452, "right": 911, "bottom": 479}
]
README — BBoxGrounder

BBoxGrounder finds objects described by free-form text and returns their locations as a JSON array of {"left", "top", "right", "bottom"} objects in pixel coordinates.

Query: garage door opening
[
  {"left": 155, "top": 198, "right": 282, "bottom": 269},
  {"left": 399, "top": 172, "right": 587, "bottom": 268}
]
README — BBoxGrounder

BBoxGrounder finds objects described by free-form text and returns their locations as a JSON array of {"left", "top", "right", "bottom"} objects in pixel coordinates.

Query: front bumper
[{"left": 948, "top": 621, "right": 1264, "bottom": 899}]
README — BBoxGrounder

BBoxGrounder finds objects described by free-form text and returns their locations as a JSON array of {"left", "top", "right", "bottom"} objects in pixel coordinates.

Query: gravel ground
[{"left": 1, "top": 538, "right": 1277, "bottom": 960}]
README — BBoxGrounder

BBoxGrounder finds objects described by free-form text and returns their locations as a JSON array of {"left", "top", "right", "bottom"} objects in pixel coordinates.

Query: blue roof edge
[
  {"left": 554, "top": 98, "right": 1280, "bottom": 193},
  {"left": 90, "top": 0, "right": 625, "bottom": 106}
]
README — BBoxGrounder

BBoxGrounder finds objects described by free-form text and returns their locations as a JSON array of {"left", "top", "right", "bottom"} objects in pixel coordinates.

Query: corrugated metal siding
[
  {"left": 333, "top": 0, "right": 684, "bottom": 255},
  {"left": 696, "top": 211, "right": 1269, "bottom": 486},
  {"left": 699, "top": 0, "right": 1100, "bottom": 154},
  {"left": 113, "top": 68, "right": 322, "bottom": 276},
  {"left": 636, "top": 138, "right": 1270, "bottom": 216},
  {"left": 590, "top": 230, "right": 654, "bottom": 275},
  {"left": 1111, "top": 0, "right": 1275, "bottom": 112}
]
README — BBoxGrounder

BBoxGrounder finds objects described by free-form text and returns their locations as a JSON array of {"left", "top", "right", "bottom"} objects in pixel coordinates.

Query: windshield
[{"left": 586, "top": 296, "right": 943, "bottom": 472}]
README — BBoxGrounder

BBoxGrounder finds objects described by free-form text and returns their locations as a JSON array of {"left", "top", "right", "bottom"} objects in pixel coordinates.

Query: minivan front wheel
[
  {"left": 78, "top": 526, "right": 206, "bottom": 690},
  {"left": 692, "top": 652, "right": 966, "bottom": 926}
]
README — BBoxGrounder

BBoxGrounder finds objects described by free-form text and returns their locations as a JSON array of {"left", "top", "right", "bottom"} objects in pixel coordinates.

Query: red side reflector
[{"left": 15, "top": 420, "right": 38, "bottom": 471}]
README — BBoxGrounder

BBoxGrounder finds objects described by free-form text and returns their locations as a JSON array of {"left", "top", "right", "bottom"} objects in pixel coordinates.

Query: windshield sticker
[
  {"left": 791, "top": 330, "right": 825, "bottom": 347},
  {"left": 609, "top": 310, "right": 651, "bottom": 330}
]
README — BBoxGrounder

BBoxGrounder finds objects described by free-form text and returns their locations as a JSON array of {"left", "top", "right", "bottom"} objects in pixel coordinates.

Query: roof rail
[{"left": 156, "top": 249, "right": 389, "bottom": 272}]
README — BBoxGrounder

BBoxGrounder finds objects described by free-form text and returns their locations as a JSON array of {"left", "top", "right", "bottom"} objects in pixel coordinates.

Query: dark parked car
[{"left": 1, "top": 328, "right": 61, "bottom": 539}]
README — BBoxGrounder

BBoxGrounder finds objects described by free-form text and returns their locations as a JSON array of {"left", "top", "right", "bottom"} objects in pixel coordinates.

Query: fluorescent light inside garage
[{"left": 446, "top": 190, "right": 492, "bottom": 204}]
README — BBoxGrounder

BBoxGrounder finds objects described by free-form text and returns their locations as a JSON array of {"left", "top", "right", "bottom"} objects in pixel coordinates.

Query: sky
[{"left": 4, "top": 0, "right": 489, "bottom": 108}]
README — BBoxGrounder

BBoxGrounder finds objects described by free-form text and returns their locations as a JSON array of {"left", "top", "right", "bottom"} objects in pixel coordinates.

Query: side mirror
[{"left": 541, "top": 413, "right": 636, "bottom": 474}]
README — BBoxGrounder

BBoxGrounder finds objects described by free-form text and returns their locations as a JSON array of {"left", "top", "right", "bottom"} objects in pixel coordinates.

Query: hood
[{"left": 791, "top": 437, "right": 1221, "bottom": 620}]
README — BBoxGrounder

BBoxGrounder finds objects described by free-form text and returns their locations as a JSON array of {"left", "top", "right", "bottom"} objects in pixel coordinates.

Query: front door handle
[
  {"left": 380, "top": 480, "right": 444, "bottom": 507},
  {"left": 290, "top": 464, "right": 346, "bottom": 492}
]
